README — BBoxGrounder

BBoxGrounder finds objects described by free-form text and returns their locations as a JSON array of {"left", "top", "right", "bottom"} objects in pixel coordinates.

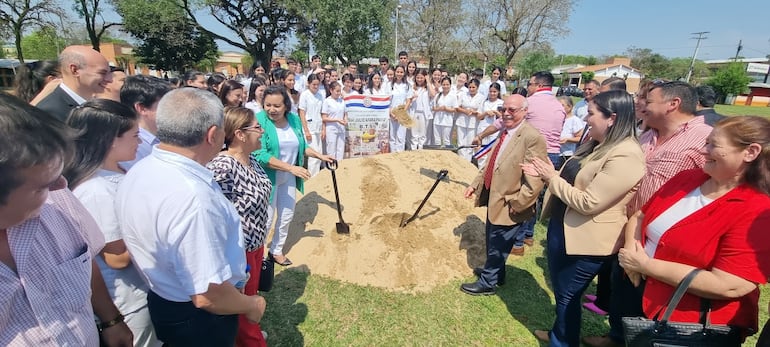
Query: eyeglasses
[
  {"left": 498, "top": 106, "right": 524, "bottom": 113},
  {"left": 240, "top": 125, "right": 262, "bottom": 132}
]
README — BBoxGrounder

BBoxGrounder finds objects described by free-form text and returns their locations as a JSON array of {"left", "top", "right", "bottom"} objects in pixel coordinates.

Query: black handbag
[
  {"left": 622, "top": 269, "right": 743, "bottom": 347},
  {"left": 258, "top": 256, "right": 274, "bottom": 292}
]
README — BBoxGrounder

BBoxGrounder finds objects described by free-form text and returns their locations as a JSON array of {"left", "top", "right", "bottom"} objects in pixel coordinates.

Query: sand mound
[{"left": 282, "top": 150, "right": 489, "bottom": 293}]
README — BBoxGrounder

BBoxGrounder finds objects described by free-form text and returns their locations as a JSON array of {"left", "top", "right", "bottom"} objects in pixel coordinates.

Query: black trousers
[{"left": 147, "top": 291, "right": 238, "bottom": 347}]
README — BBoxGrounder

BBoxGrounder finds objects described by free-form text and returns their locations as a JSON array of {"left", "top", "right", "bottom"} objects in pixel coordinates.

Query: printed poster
[{"left": 344, "top": 94, "right": 391, "bottom": 158}]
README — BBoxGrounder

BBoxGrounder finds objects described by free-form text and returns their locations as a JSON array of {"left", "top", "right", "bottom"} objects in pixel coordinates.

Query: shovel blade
[{"left": 336, "top": 222, "right": 350, "bottom": 234}]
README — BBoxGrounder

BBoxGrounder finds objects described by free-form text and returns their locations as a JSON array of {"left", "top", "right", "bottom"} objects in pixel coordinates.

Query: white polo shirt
[{"left": 116, "top": 147, "right": 246, "bottom": 302}]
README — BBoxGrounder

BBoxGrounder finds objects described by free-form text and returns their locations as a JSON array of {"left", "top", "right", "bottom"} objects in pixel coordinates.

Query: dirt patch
[{"left": 282, "top": 150, "right": 489, "bottom": 293}]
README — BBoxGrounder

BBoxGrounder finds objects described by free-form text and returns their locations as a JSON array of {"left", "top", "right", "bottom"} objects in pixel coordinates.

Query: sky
[{"left": 552, "top": 0, "right": 770, "bottom": 60}]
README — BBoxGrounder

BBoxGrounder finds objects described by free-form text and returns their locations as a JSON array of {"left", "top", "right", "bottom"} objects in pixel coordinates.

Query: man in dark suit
[
  {"left": 695, "top": 85, "right": 726, "bottom": 126},
  {"left": 36, "top": 45, "right": 113, "bottom": 120},
  {"left": 461, "top": 94, "right": 548, "bottom": 295}
]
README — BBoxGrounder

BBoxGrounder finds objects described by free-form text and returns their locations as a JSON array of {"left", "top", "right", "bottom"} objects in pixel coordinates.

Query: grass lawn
[
  {"left": 715, "top": 104, "right": 770, "bottom": 117},
  {"left": 260, "top": 222, "right": 769, "bottom": 346}
]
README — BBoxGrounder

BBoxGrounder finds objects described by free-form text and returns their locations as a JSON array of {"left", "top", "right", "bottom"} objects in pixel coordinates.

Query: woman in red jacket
[{"left": 619, "top": 115, "right": 770, "bottom": 338}]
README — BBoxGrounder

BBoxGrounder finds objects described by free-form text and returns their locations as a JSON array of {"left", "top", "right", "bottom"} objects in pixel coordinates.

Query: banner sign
[{"left": 344, "top": 94, "right": 391, "bottom": 158}]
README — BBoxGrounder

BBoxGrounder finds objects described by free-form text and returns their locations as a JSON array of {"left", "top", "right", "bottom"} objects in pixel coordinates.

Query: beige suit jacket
[
  {"left": 542, "top": 137, "right": 645, "bottom": 256},
  {"left": 471, "top": 122, "right": 548, "bottom": 225}
]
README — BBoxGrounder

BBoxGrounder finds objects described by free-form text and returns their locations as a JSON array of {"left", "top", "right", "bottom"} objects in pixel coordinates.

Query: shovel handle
[{"left": 326, "top": 159, "right": 338, "bottom": 170}]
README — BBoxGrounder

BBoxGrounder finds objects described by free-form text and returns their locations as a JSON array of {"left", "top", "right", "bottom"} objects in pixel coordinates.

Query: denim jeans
[
  {"left": 546, "top": 217, "right": 610, "bottom": 347},
  {"left": 518, "top": 153, "right": 563, "bottom": 246},
  {"left": 147, "top": 291, "right": 239, "bottom": 347},
  {"left": 477, "top": 220, "right": 526, "bottom": 288}
]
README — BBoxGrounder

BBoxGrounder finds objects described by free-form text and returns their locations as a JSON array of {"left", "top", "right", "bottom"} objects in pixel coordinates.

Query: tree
[
  {"left": 399, "top": 0, "right": 465, "bottom": 69},
  {"left": 21, "top": 25, "right": 65, "bottom": 59},
  {"left": 73, "top": 0, "right": 120, "bottom": 51},
  {"left": 116, "top": 0, "right": 218, "bottom": 72},
  {"left": 0, "top": 0, "right": 63, "bottom": 62},
  {"left": 707, "top": 63, "right": 751, "bottom": 101},
  {"left": 296, "top": 0, "right": 391, "bottom": 65},
  {"left": 179, "top": 0, "right": 303, "bottom": 67},
  {"left": 581, "top": 71, "right": 595, "bottom": 84},
  {"left": 625, "top": 47, "right": 670, "bottom": 79},
  {"left": 475, "top": 0, "right": 573, "bottom": 67},
  {"left": 514, "top": 47, "right": 555, "bottom": 80}
]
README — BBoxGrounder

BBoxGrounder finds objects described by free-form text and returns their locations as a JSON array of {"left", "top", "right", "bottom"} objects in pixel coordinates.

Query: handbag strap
[{"left": 659, "top": 268, "right": 702, "bottom": 323}]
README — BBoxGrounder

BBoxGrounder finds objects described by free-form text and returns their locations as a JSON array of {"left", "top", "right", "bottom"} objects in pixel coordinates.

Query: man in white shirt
[
  {"left": 119, "top": 75, "right": 172, "bottom": 170},
  {"left": 116, "top": 88, "right": 265, "bottom": 346}
]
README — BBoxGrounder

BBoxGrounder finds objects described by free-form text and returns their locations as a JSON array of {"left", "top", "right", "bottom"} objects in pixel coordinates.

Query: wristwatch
[{"left": 98, "top": 313, "right": 125, "bottom": 332}]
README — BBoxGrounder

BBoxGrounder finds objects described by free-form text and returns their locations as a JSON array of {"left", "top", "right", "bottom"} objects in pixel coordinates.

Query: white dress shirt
[{"left": 116, "top": 147, "right": 246, "bottom": 302}]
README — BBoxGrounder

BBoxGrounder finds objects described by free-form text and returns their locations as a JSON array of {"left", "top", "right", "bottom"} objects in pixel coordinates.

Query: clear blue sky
[{"left": 552, "top": 0, "right": 770, "bottom": 60}]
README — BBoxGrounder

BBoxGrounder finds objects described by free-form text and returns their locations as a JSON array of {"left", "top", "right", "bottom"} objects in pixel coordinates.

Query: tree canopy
[{"left": 707, "top": 62, "right": 751, "bottom": 99}]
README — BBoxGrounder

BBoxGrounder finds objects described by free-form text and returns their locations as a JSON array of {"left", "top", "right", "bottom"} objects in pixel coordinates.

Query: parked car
[{"left": 557, "top": 85, "right": 584, "bottom": 98}]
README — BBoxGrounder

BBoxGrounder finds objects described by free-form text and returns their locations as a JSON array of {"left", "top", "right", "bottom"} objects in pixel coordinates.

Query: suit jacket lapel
[{"left": 496, "top": 126, "right": 524, "bottom": 170}]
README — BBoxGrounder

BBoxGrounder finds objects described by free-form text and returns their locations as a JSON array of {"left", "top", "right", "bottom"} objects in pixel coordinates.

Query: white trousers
[
  {"left": 268, "top": 171, "right": 297, "bottom": 256},
  {"left": 433, "top": 124, "right": 452, "bottom": 147},
  {"left": 389, "top": 119, "right": 406, "bottom": 152},
  {"left": 126, "top": 305, "right": 162, "bottom": 347},
  {"left": 456, "top": 126, "right": 476, "bottom": 161},
  {"left": 325, "top": 130, "right": 345, "bottom": 160},
  {"left": 409, "top": 112, "right": 427, "bottom": 150},
  {"left": 307, "top": 131, "right": 322, "bottom": 177}
]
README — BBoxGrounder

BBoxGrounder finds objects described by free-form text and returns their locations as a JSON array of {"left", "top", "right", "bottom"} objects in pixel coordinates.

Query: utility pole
[
  {"left": 734, "top": 39, "right": 743, "bottom": 61},
  {"left": 685, "top": 31, "right": 709, "bottom": 83}
]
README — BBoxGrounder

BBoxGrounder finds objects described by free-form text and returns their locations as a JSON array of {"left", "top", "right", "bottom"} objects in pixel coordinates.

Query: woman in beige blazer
[{"left": 522, "top": 90, "right": 646, "bottom": 347}]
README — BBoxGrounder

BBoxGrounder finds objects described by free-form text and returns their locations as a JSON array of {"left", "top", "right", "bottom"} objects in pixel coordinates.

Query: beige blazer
[
  {"left": 471, "top": 122, "right": 548, "bottom": 225},
  {"left": 542, "top": 137, "right": 645, "bottom": 256}
]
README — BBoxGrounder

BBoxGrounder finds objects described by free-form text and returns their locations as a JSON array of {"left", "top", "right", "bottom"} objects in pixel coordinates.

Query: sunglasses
[
  {"left": 240, "top": 125, "right": 263, "bottom": 132},
  {"left": 497, "top": 106, "right": 524, "bottom": 114}
]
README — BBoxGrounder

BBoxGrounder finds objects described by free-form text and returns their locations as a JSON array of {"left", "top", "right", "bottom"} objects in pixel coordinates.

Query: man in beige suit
[{"left": 461, "top": 94, "right": 548, "bottom": 295}]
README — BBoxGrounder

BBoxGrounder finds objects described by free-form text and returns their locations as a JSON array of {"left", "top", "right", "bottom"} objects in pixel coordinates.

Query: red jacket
[{"left": 641, "top": 169, "right": 770, "bottom": 332}]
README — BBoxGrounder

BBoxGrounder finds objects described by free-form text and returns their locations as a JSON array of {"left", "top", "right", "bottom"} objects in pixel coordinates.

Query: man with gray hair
[
  {"left": 116, "top": 88, "right": 265, "bottom": 346},
  {"left": 36, "top": 45, "right": 113, "bottom": 120}
]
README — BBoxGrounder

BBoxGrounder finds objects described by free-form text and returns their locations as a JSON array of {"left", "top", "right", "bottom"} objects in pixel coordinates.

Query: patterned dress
[{"left": 207, "top": 154, "right": 273, "bottom": 252}]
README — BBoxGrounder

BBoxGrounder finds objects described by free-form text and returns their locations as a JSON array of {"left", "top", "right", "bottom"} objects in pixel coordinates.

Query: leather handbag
[
  {"left": 622, "top": 269, "right": 743, "bottom": 347},
  {"left": 258, "top": 256, "right": 274, "bottom": 292}
]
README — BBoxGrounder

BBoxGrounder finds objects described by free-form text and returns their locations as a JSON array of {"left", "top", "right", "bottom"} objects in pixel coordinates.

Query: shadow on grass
[
  {"left": 496, "top": 265, "right": 554, "bottom": 345},
  {"left": 261, "top": 265, "right": 310, "bottom": 346}
]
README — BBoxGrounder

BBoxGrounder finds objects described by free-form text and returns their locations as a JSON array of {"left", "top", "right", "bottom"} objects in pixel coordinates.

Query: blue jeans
[
  {"left": 477, "top": 220, "right": 526, "bottom": 288},
  {"left": 546, "top": 217, "right": 610, "bottom": 347},
  {"left": 147, "top": 291, "right": 239, "bottom": 346},
  {"left": 518, "top": 153, "right": 563, "bottom": 246}
]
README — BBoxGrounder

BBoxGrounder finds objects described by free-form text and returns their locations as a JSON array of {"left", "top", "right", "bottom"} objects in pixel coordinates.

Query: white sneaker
[{"left": 262, "top": 330, "right": 268, "bottom": 339}]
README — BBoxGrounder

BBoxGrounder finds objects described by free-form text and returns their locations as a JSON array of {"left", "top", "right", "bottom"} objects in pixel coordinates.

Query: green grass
[
  {"left": 714, "top": 104, "right": 770, "bottom": 117},
  {"left": 259, "top": 222, "right": 769, "bottom": 346}
]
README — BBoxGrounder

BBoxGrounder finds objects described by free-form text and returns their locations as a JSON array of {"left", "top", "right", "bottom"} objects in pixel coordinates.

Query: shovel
[
  {"left": 326, "top": 160, "right": 350, "bottom": 234},
  {"left": 422, "top": 144, "right": 479, "bottom": 153},
  {"left": 400, "top": 169, "right": 449, "bottom": 228}
]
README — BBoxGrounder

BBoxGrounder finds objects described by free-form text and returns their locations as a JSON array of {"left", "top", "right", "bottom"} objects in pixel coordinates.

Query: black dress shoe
[
  {"left": 460, "top": 282, "right": 495, "bottom": 296},
  {"left": 472, "top": 267, "right": 505, "bottom": 286}
]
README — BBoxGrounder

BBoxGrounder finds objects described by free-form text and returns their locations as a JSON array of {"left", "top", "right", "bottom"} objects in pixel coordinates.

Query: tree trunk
[{"left": 15, "top": 29, "right": 24, "bottom": 63}]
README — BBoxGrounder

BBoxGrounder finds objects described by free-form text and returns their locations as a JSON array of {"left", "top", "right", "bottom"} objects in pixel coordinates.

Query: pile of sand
[{"left": 282, "top": 150, "right": 489, "bottom": 293}]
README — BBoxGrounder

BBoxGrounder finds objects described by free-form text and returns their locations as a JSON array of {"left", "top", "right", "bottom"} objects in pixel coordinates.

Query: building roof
[{"left": 567, "top": 64, "right": 642, "bottom": 74}]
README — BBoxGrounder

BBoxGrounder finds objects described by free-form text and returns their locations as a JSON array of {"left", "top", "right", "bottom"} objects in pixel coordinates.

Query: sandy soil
[{"left": 277, "top": 150, "right": 490, "bottom": 293}]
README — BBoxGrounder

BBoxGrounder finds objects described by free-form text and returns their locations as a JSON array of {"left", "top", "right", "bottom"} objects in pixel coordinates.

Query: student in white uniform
[
  {"left": 321, "top": 82, "right": 347, "bottom": 160},
  {"left": 432, "top": 77, "right": 457, "bottom": 147},
  {"left": 480, "top": 66, "right": 507, "bottom": 97},
  {"left": 389, "top": 65, "right": 413, "bottom": 152},
  {"left": 409, "top": 69, "right": 432, "bottom": 150},
  {"left": 298, "top": 74, "right": 325, "bottom": 176},
  {"left": 474, "top": 82, "right": 505, "bottom": 168},
  {"left": 456, "top": 79, "right": 485, "bottom": 161},
  {"left": 64, "top": 99, "right": 161, "bottom": 347},
  {"left": 365, "top": 71, "right": 388, "bottom": 95}
]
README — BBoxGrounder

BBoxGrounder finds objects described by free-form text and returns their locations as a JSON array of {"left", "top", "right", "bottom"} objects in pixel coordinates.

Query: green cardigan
[{"left": 253, "top": 110, "right": 308, "bottom": 202}]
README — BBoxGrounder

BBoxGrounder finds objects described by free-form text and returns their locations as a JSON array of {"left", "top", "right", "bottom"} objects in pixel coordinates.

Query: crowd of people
[{"left": 3, "top": 44, "right": 770, "bottom": 347}]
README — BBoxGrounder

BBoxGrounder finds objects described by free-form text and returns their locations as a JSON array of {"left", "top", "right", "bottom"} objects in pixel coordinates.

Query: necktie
[{"left": 483, "top": 129, "right": 508, "bottom": 190}]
